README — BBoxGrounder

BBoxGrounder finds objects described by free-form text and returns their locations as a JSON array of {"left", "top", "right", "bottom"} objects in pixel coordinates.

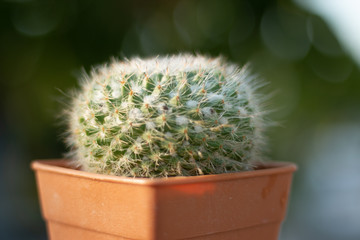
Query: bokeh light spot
[
  {"left": 11, "top": 2, "right": 62, "bottom": 37},
  {"left": 307, "top": 16, "right": 344, "bottom": 56},
  {"left": 173, "top": 0, "right": 205, "bottom": 47},
  {"left": 309, "top": 53, "right": 353, "bottom": 83},
  {"left": 197, "top": 0, "right": 235, "bottom": 42},
  {"left": 261, "top": 7, "right": 310, "bottom": 60}
]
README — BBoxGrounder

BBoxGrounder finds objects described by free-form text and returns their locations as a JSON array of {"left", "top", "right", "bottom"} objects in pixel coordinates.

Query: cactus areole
[{"left": 67, "top": 54, "right": 267, "bottom": 177}]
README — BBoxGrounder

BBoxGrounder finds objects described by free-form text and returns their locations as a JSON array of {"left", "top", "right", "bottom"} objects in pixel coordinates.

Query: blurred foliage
[{"left": 0, "top": 0, "right": 359, "bottom": 239}]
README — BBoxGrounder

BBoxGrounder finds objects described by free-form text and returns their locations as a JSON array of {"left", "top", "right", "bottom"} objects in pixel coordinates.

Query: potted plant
[{"left": 32, "top": 54, "right": 296, "bottom": 240}]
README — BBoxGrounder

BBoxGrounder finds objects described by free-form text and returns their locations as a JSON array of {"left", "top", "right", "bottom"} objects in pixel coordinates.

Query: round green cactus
[{"left": 66, "top": 54, "right": 267, "bottom": 177}]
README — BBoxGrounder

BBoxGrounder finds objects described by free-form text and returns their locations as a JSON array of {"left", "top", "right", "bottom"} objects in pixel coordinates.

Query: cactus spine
[{"left": 66, "top": 54, "right": 267, "bottom": 177}]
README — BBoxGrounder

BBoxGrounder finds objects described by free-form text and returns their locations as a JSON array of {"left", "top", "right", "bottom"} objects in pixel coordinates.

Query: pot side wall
[{"left": 32, "top": 160, "right": 296, "bottom": 240}]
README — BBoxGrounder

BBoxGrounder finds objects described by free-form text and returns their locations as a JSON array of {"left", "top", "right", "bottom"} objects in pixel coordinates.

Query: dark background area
[{"left": 0, "top": 0, "right": 359, "bottom": 239}]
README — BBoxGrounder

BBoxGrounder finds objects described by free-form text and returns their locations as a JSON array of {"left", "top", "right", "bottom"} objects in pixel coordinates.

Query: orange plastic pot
[{"left": 31, "top": 159, "right": 296, "bottom": 240}]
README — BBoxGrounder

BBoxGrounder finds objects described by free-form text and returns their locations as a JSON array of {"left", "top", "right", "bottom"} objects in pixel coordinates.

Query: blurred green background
[{"left": 0, "top": 0, "right": 359, "bottom": 239}]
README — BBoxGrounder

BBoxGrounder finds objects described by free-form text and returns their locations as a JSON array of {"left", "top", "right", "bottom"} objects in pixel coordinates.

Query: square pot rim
[{"left": 31, "top": 159, "right": 297, "bottom": 186}]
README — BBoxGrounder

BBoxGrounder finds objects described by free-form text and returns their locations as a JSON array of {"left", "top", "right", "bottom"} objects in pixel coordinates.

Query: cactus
[{"left": 66, "top": 54, "right": 267, "bottom": 177}]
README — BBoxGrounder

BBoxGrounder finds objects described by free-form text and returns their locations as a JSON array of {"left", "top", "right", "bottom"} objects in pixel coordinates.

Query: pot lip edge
[{"left": 31, "top": 159, "right": 297, "bottom": 186}]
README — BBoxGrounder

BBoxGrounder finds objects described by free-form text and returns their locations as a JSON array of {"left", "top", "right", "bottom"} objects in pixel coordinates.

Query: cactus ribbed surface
[{"left": 66, "top": 54, "right": 267, "bottom": 177}]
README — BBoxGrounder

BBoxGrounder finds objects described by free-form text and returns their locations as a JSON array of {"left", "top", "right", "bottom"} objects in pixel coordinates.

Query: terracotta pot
[{"left": 31, "top": 159, "right": 296, "bottom": 240}]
